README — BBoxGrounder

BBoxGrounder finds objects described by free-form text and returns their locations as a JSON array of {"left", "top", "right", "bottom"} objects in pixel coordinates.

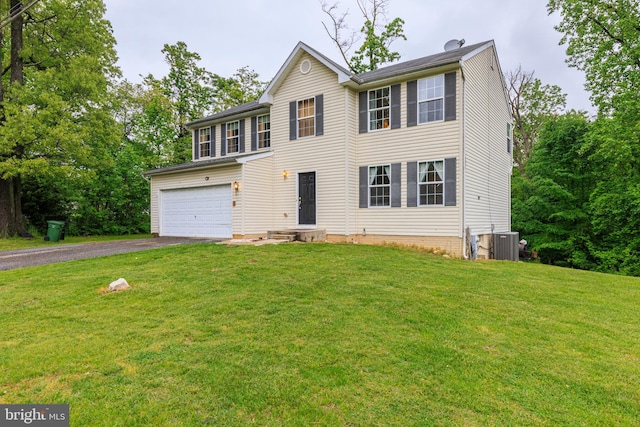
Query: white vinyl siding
[
  {"left": 149, "top": 166, "right": 239, "bottom": 236},
  {"left": 270, "top": 53, "right": 354, "bottom": 234},
  {"left": 462, "top": 46, "right": 512, "bottom": 235},
  {"left": 356, "top": 76, "right": 462, "bottom": 238}
]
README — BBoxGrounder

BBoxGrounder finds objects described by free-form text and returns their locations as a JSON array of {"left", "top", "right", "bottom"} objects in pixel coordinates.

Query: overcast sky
[{"left": 103, "top": 0, "right": 594, "bottom": 114}]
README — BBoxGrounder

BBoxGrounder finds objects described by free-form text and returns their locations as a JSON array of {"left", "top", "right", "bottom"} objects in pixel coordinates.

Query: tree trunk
[
  {"left": 0, "top": 1, "right": 26, "bottom": 237},
  {"left": 0, "top": 178, "right": 23, "bottom": 237},
  {"left": 10, "top": 0, "right": 24, "bottom": 86}
]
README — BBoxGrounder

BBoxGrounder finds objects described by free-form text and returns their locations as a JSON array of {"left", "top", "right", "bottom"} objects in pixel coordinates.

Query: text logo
[{"left": 1, "top": 405, "right": 69, "bottom": 427}]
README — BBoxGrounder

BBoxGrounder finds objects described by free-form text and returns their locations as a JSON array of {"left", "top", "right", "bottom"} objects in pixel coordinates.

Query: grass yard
[
  {"left": 0, "top": 234, "right": 152, "bottom": 251},
  {"left": 0, "top": 242, "right": 639, "bottom": 426}
]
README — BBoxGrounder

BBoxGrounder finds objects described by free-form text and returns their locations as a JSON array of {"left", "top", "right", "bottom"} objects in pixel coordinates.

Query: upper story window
[
  {"left": 418, "top": 75, "right": 444, "bottom": 123},
  {"left": 368, "top": 87, "right": 390, "bottom": 131},
  {"left": 507, "top": 123, "right": 512, "bottom": 154},
  {"left": 418, "top": 160, "right": 444, "bottom": 206},
  {"left": 290, "top": 95, "right": 323, "bottom": 140},
  {"left": 258, "top": 114, "right": 270, "bottom": 148},
  {"left": 297, "top": 98, "right": 315, "bottom": 138},
  {"left": 369, "top": 164, "right": 391, "bottom": 207},
  {"left": 226, "top": 121, "right": 239, "bottom": 154},
  {"left": 199, "top": 127, "right": 211, "bottom": 158}
]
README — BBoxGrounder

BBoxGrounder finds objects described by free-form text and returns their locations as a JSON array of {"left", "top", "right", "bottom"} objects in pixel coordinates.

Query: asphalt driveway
[{"left": 0, "top": 237, "right": 218, "bottom": 271}]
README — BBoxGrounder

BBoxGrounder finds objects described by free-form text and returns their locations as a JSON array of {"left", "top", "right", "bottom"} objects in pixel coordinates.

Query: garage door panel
[{"left": 160, "top": 185, "right": 232, "bottom": 238}]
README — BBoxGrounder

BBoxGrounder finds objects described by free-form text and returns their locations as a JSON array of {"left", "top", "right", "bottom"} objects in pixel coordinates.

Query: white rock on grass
[{"left": 108, "top": 278, "right": 131, "bottom": 292}]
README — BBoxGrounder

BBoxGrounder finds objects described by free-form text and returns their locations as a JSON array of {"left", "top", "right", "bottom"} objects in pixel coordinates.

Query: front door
[{"left": 298, "top": 172, "right": 316, "bottom": 225}]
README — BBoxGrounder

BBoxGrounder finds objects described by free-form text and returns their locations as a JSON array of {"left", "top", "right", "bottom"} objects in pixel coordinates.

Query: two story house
[{"left": 143, "top": 40, "right": 513, "bottom": 258}]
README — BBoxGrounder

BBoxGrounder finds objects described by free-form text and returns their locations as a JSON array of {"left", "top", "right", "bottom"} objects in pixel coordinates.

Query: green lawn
[
  {"left": 1, "top": 242, "right": 639, "bottom": 426},
  {"left": 0, "top": 234, "right": 152, "bottom": 251}
]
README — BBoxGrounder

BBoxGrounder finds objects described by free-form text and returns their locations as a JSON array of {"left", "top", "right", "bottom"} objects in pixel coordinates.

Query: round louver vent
[{"left": 300, "top": 59, "right": 311, "bottom": 74}]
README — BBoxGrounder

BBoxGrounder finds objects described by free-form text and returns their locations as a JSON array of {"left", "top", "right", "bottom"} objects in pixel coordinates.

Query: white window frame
[
  {"left": 199, "top": 127, "right": 211, "bottom": 158},
  {"left": 297, "top": 97, "right": 315, "bottom": 138},
  {"left": 368, "top": 164, "right": 391, "bottom": 207},
  {"left": 418, "top": 160, "right": 445, "bottom": 206},
  {"left": 226, "top": 120, "right": 239, "bottom": 154},
  {"left": 418, "top": 75, "right": 444, "bottom": 124},
  {"left": 507, "top": 123, "right": 512, "bottom": 154},
  {"left": 368, "top": 86, "right": 390, "bottom": 131},
  {"left": 258, "top": 114, "right": 270, "bottom": 149}
]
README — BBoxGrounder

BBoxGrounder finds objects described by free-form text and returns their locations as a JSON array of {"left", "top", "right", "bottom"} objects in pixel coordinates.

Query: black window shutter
[
  {"left": 407, "top": 80, "right": 417, "bottom": 127},
  {"left": 444, "top": 72, "right": 456, "bottom": 122},
  {"left": 407, "top": 161, "right": 417, "bottom": 207},
  {"left": 391, "top": 163, "right": 401, "bottom": 207},
  {"left": 359, "top": 166, "right": 369, "bottom": 208},
  {"left": 444, "top": 157, "right": 457, "bottom": 206},
  {"left": 239, "top": 119, "right": 245, "bottom": 153},
  {"left": 211, "top": 125, "right": 216, "bottom": 157},
  {"left": 221, "top": 123, "right": 227, "bottom": 156},
  {"left": 390, "top": 84, "right": 401, "bottom": 129},
  {"left": 315, "top": 94, "right": 324, "bottom": 136},
  {"left": 289, "top": 101, "right": 297, "bottom": 140},
  {"left": 358, "top": 91, "right": 368, "bottom": 134},
  {"left": 193, "top": 129, "right": 199, "bottom": 160},
  {"left": 251, "top": 116, "right": 257, "bottom": 151}
]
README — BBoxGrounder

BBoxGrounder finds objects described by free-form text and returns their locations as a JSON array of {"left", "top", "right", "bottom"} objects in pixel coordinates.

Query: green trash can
[{"left": 46, "top": 220, "right": 65, "bottom": 242}]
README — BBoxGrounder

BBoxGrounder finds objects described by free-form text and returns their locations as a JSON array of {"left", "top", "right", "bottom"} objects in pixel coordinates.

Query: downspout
[
  {"left": 460, "top": 60, "right": 468, "bottom": 259},
  {"left": 344, "top": 86, "right": 350, "bottom": 238},
  {"left": 241, "top": 164, "right": 246, "bottom": 237}
]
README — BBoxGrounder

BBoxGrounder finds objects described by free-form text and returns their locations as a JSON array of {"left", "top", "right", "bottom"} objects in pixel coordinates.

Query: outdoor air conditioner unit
[{"left": 492, "top": 232, "right": 519, "bottom": 261}]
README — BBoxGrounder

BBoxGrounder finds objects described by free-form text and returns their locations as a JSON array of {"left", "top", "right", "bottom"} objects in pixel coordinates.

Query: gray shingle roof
[
  {"left": 186, "top": 100, "right": 268, "bottom": 128},
  {"left": 143, "top": 152, "right": 258, "bottom": 176},
  {"left": 354, "top": 40, "right": 491, "bottom": 83},
  {"left": 186, "top": 40, "right": 492, "bottom": 127}
]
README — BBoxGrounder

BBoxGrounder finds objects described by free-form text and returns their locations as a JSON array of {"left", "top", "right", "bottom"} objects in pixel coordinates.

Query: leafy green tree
[
  {"left": 142, "top": 42, "right": 266, "bottom": 166},
  {"left": 214, "top": 66, "right": 268, "bottom": 112},
  {"left": 512, "top": 112, "right": 595, "bottom": 268},
  {"left": 0, "top": 0, "right": 119, "bottom": 237},
  {"left": 142, "top": 42, "right": 217, "bottom": 165},
  {"left": 547, "top": 0, "right": 640, "bottom": 114},
  {"left": 548, "top": 0, "right": 640, "bottom": 275},
  {"left": 321, "top": 0, "right": 406, "bottom": 73},
  {"left": 506, "top": 67, "right": 567, "bottom": 174}
]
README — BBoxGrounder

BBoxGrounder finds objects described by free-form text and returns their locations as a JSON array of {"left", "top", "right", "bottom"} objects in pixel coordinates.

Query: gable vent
[{"left": 300, "top": 59, "right": 312, "bottom": 74}]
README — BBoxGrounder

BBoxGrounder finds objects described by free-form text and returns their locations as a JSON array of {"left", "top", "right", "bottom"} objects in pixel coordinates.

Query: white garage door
[{"left": 160, "top": 185, "right": 232, "bottom": 238}]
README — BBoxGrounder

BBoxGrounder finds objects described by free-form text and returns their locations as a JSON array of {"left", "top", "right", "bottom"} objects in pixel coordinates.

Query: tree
[
  {"left": 512, "top": 112, "right": 595, "bottom": 268},
  {"left": 214, "top": 66, "right": 268, "bottom": 112},
  {"left": 548, "top": 0, "right": 640, "bottom": 275},
  {"left": 321, "top": 0, "right": 406, "bottom": 73},
  {"left": 142, "top": 42, "right": 217, "bottom": 164},
  {"left": 547, "top": 0, "right": 640, "bottom": 114},
  {"left": 506, "top": 67, "right": 567, "bottom": 174},
  {"left": 0, "top": 0, "right": 119, "bottom": 237},
  {"left": 142, "top": 42, "right": 267, "bottom": 166}
]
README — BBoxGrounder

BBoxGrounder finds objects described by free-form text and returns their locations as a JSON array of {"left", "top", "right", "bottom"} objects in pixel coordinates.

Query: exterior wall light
[
  {"left": 282, "top": 170, "right": 288, "bottom": 179},
  {"left": 233, "top": 181, "right": 239, "bottom": 191}
]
